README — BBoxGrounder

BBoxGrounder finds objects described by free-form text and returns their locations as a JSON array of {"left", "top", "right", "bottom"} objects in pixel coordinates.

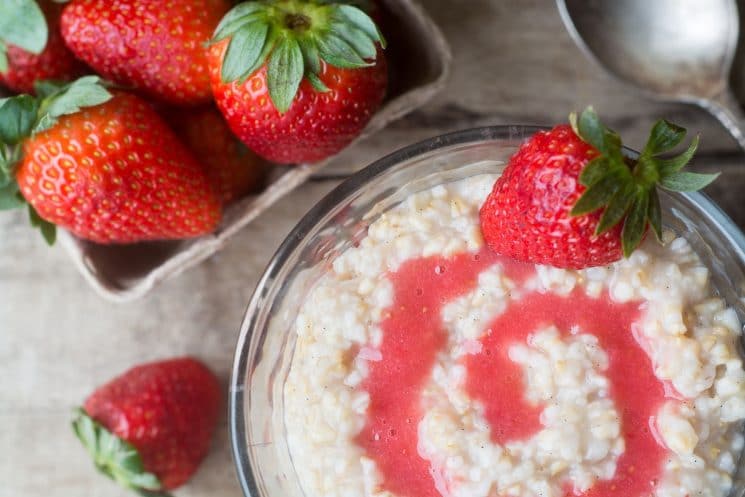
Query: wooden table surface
[{"left": 3, "top": 1, "right": 745, "bottom": 496}]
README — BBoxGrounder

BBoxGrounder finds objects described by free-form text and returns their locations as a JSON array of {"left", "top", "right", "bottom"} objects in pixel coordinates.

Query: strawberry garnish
[
  {"left": 73, "top": 357, "right": 221, "bottom": 494},
  {"left": 208, "top": 0, "right": 387, "bottom": 164},
  {"left": 0, "top": 76, "right": 222, "bottom": 244},
  {"left": 60, "top": 0, "right": 231, "bottom": 105},
  {"left": 480, "top": 107, "right": 718, "bottom": 269},
  {"left": 0, "top": 1, "right": 86, "bottom": 93}
]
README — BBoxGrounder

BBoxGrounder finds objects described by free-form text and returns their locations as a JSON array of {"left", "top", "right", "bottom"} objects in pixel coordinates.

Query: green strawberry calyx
[
  {"left": 0, "top": 75, "right": 112, "bottom": 245},
  {"left": 72, "top": 409, "right": 172, "bottom": 497},
  {"left": 569, "top": 106, "right": 718, "bottom": 258},
  {"left": 212, "top": 0, "right": 386, "bottom": 114},
  {"left": 0, "top": 0, "right": 49, "bottom": 73}
]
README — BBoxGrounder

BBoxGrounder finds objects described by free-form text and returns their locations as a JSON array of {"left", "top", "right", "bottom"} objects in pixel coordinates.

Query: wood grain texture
[{"left": 3, "top": 1, "right": 745, "bottom": 496}]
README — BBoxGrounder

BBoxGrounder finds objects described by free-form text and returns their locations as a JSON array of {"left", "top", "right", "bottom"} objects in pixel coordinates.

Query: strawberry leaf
[
  {"left": 0, "top": 41, "right": 7, "bottom": 74},
  {"left": 0, "top": 0, "right": 47, "bottom": 56},
  {"left": 333, "top": 4, "right": 385, "bottom": 48},
  {"left": 643, "top": 119, "right": 686, "bottom": 156},
  {"left": 657, "top": 135, "right": 699, "bottom": 177},
  {"left": 267, "top": 36, "right": 304, "bottom": 113},
  {"left": 241, "top": 31, "right": 278, "bottom": 85},
  {"left": 28, "top": 203, "right": 55, "bottom": 245},
  {"left": 35, "top": 79, "right": 70, "bottom": 97},
  {"left": 299, "top": 39, "right": 322, "bottom": 75},
  {"left": 660, "top": 171, "right": 719, "bottom": 192},
  {"left": 213, "top": 12, "right": 266, "bottom": 43},
  {"left": 0, "top": 182, "right": 24, "bottom": 210},
  {"left": 621, "top": 193, "right": 649, "bottom": 257},
  {"left": 595, "top": 183, "right": 634, "bottom": 235},
  {"left": 317, "top": 33, "right": 370, "bottom": 69},
  {"left": 306, "top": 71, "right": 329, "bottom": 92},
  {"left": 648, "top": 189, "right": 662, "bottom": 242},
  {"left": 329, "top": 21, "right": 377, "bottom": 60},
  {"left": 0, "top": 133, "right": 17, "bottom": 186},
  {"left": 578, "top": 157, "right": 610, "bottom": 187},
  {"left": 220, "top": 21, "right": 269, "bottom": 82},
  {"left": 72, "top": 409, "right": 171, "bottom": 497},
  {"left": 573, "top": 107, "right": 626, "bottom": 159},
  {"left": 0, "top": 95, "right": 39, "bottom": 145},
  {"left": 73, "top": 407, "right": 98, "bottom": 459},
  {"left": 574, "top": 106, "right": 605, "bottom": 152},
  {"left": 571, "top": 173, "right": 621, "bottom": 216},
  {"left": 212, "top": 3, "right": 266, "bottom": 42},
  {"left": 215, "top": 2, "right": 265, "bottom": 32},
  {"left": 34, "top": 76, "right": 112, "bottom": 133},
  {"left": 0, "top": 156, "right": 10, "bottom": 187}
]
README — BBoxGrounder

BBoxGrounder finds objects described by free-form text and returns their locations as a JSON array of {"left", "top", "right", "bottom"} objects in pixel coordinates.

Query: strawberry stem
[
  {"left": 570, "top": 107, "right": 717, "bottom": 257},
  {"left": 212, "top": 0, "right": 385, "bottom": 113},
  {"left": 284, "top": 13, "right": 311, "bottom": 30},
  {"left": 0, "top": 0, "right": 48, "bottom": 64},
  {"left": 72, "top": 408, "right": 172, "bottom": 497}
]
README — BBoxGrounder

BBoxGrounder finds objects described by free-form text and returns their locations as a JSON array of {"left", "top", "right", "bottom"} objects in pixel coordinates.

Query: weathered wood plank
[{"left": 3, "top": 2, "right": 745, "bottom": 497}]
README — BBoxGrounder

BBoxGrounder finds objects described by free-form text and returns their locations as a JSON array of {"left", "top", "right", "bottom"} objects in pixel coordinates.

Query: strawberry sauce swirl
[{"left": 356, "top": 249, "right": 670, "bottom": 497}]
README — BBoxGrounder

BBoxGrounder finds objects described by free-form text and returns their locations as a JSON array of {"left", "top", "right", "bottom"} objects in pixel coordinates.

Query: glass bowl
[{"left": 229, "top": 126, "right": 745, "bottom": 497}]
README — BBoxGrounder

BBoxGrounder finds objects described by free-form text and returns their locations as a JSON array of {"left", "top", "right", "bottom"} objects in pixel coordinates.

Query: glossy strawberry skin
[
  {"left": 208, "top": 39, "right": 387, "bottom": 164},
  {"left": 60, "top": 0, "right": 230, "bottom": 105},
  {"left": 165, "top": 106, "right": 269, "bottom": 205},
  {"left": 0, "top": 2, "right": 86, "bottom": 94},
  {"left": 480, "top": 124, "right": 623, "bottom": 269},
  {"left": 83, "top": 357, "right": 221, "bottom": 490},
  {"left": 15, "top": 92, "right": 222, "bottom": 243}
]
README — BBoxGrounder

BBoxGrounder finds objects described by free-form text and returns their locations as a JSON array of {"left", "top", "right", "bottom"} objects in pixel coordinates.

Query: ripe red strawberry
[
  {"left": 73, "top": 357, "right": 221, "bottom": 493},
  {"left": 0, "top": 77, "right": 221, "bottom": 245},
  {"left": 207, "top": 0, "right": 388, "bottom": 164},
  {"left": 164, "top": 106, "right": 270, "bottom": 205},
  {"left": 480, "top": 108, "right": 718, "bottom": 269},
  {"left": 60, "top": 0, "right": 231, "bottom": 105},
  {"left": 0, "top": 1, "right": 86, "bottom": 93}
]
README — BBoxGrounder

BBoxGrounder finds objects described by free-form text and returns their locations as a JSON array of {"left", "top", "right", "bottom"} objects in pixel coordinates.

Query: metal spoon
[{"left": 557, "top": 0, "right": 745, "bottom": 150}]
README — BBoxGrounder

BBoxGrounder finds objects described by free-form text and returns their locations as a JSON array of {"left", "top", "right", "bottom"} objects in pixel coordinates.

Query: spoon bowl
[{"left": 557, "top": 0, "right": 745, "bottom": 149}]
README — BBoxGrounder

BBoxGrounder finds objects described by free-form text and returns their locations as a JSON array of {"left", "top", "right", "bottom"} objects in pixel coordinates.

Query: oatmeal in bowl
[{"left": 231, "top": 119, "right": 745, "bottom": 497}]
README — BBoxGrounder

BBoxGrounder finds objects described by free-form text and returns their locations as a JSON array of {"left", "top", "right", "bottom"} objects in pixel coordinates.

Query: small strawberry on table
[
  {"left": 60, "top": 0, "right": 232, "bottom": 105},
  {"left": 0, "top": 76, "right": 222, "bottom": 245},
  {"left": 72, "top": 357, "right": 221, "bottom": 495},
  {"left": 208, "top": 0, "right": 388, "bottom": 164},
  {"left": 480, "top": 107, "right": 719, "bottom": 269},
  {"left": 0, "top": 0, "right": 86, "bottom": 94}
]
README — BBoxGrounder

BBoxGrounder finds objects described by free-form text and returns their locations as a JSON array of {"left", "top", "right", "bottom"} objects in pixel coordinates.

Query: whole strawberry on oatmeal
[{"left": 283, "top": 109, "right": 745, "bottom": 497}]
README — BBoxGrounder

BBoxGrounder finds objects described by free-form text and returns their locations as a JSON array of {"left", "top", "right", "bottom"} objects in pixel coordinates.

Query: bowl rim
[{"left": 228, "top": 124, "right": 745, "bottom": 497}]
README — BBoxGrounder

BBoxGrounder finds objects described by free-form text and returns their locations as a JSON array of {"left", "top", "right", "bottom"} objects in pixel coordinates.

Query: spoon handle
[{"left": 701, "top": 90, "right": 745, "bottom": 152}]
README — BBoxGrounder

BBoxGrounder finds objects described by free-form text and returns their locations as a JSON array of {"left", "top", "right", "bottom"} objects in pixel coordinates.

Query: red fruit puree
[{"left": 356, "top": 249, "right": 670, "bottom": 497}]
